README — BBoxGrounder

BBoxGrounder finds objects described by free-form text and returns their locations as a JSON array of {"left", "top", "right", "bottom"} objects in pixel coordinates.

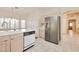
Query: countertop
[{"left": 0, "top": 29, "right": 35, "bottom": 36}]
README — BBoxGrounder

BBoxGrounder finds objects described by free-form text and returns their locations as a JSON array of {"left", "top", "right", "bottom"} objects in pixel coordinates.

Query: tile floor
[
  {"left": 62, "top": 31, "right": 79, "bottom": 52},
  {"left": 25, "top": 38, "right": 62, "bottom": 52},
  {"left": 25, "top": 30, "right": 79, "bottom": 52}
]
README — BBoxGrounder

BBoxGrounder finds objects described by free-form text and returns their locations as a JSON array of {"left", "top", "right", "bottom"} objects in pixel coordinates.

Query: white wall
[{"left": 26, "top": 13, "right": 40, "bottom": 38}]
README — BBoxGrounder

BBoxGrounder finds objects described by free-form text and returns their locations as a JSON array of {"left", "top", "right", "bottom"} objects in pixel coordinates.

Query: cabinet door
[
  {"left": 0, "top": 36, "right": 10, "bottom": 52},
  {"left": 11, "top": 33, "right": 23, "bottom": 52}
]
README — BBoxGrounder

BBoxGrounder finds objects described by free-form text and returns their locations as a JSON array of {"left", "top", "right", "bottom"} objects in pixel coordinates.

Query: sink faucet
[
  {"left": 2, "top": 21, "right": 8, "bottom": 30},
  {"left": 1, "top": 20, "right": 16, "bottom": 31}
]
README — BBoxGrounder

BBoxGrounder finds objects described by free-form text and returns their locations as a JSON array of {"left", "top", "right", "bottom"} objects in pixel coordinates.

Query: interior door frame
[{"left": 68, "top": 19, "right": 76, "bottom": 32}]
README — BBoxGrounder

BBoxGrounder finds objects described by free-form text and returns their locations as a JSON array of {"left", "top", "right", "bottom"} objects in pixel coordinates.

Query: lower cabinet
[
  {"left": 0, "top": 33, "right": 23, "bottom": 52},
  {"left": 0, "top": 36, "right": 10, "bottom": 52},
  {"left": 10, "top": 33, "right": 23, "bottom": 52}
]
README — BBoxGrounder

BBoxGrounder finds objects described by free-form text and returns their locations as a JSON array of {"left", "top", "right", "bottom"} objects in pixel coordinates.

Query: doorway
[{"left": 68, "top": 20, "right": 76, "bottom": 33}]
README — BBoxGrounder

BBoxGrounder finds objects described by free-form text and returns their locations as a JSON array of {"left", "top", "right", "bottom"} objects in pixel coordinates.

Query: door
[
  {"left": 11, "top": 33, "right": 23, "bottom": 52},
  {"left": 45, "top": 17, "right": 51, "bottom": 41},
  {"left": 50, "top": 16, "right": 60, "bottom": 44}
]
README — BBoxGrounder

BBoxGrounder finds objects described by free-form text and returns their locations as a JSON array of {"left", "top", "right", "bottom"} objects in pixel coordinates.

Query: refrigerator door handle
[{"left": 46, "top": 23, "right": 48, "bottom": 28}]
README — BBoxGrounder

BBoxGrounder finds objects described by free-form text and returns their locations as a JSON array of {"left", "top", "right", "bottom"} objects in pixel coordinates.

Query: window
[
  {"left": 21, "top": 20, "right": 26, "bottom": 29},
  {"left": 15, "top": 19, "right": 19, "bottom": 29},
  {"left": 10, "top": 18, "right": 15, "bottom": 29},
  {"left": 5, "top": 18, "right": 10, "bottom": 29},
  {"left": 0, "top": 17, "right": 26, "bottom": 30},
  {"left": 0, "top": 18, "right": 4, "bottom": 29}
]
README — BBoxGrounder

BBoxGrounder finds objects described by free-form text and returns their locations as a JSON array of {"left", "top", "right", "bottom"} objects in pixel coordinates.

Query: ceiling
[{"left": 0, "top": 7, "right": 79, "bottom": 18}]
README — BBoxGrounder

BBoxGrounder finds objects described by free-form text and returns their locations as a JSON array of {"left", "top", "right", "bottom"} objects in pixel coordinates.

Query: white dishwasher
[{"left": 23, "top": 31, "right": 35, "bottom": 50}]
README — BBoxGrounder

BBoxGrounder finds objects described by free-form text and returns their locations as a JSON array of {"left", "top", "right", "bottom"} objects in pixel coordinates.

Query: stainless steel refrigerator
[{"left": 45, "top": 16, "right": 61, "bottom": 44}]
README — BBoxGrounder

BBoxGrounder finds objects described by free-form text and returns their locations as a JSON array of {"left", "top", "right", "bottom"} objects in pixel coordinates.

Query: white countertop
[{"left": 0, "top": 29, "right": 35, "bottom": 36}]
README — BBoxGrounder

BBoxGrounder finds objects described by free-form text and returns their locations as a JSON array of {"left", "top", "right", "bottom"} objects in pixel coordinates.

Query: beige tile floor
[
  {"left": 25, "top": 38, "right": 62, "bottom": 52},
  {"left": 25, "top": 30, "right": 79, "bottom": 52},
  {"left": 62, "top": 31, "right": 79, "bottom": 52}
]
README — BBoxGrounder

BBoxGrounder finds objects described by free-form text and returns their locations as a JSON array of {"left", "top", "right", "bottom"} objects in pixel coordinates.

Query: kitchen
[
  {"left": 0, "top": 7, "right": 79, "bottom": 52},
  {"left": 0, "top": 7, "right": 37, "bottom": 52}
]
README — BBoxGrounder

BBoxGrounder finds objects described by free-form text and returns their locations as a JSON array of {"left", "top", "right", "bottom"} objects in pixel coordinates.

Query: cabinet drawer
[
  {"left": 10, "top": 33, "right": 23, "bottom": 39},
  {"left": 0, "top": 36, "right": 10, "bottom": 52},
  {"left": 0, "top": 36, "right": 10, "bottom": 41}
]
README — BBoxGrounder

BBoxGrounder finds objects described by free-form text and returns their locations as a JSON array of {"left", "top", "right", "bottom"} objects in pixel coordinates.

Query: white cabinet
[
  {"left": 10, "top": 33, "right": 23, "bottom": 52},
  {"left": 0, "top": 36, "right": 10, "bottom": 52}
]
